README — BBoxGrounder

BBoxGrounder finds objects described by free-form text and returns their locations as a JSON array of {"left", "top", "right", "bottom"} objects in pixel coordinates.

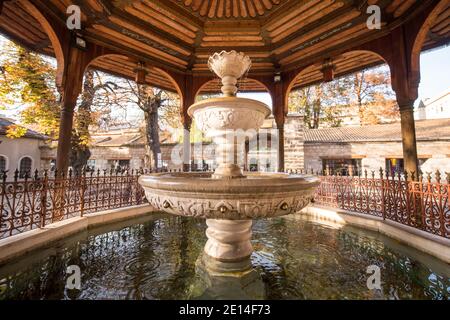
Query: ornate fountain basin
[
  {"left": 189, "top": 97, "right": 271, "bottom": 138},
  {"left": 188, "top": 97, "right": 271, "bottom": 178},
  {"left": 139, "top": 172, "right": 319, "bottom": 220}
]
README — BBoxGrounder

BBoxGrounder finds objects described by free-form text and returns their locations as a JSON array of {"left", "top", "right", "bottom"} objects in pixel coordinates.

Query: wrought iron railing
[
  {"left": 314, "top": 170, "right": 450, "bottom": 239},
  {"left": 1, "top": 168, "right": 449, "bottom": 240},
  {"left": 0, "top": 169, "right": 148, "bottom": 239}
]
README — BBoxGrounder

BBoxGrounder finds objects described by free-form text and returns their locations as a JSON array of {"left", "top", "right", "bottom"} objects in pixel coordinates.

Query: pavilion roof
[
  {"left": 304, "top": 118, "right": 450, "bottom": 143},
  {"left": 91, "top": 128, "right": 175, "bottom": 146},
  {"left": 0, "top": 117, "right": 49, "bottom": 140},
  {"left": 0, "top": 0, "right": 448, "bottom": 93}
]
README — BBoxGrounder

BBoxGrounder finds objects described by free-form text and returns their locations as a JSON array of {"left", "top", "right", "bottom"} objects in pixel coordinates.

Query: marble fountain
[{"left": 139, "top": 51, "right": 319, "bottom": 299}]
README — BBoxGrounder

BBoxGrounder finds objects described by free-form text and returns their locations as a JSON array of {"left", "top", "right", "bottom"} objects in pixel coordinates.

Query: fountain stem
[
  {"left": 204, "top": 219, "right": 253, "bottom": 262},
  {"left": 212, "top": 133, "right": 244, "bottom": 179},
  {"left": 221, "top": 76, "right": 238, "bottom": 97}
]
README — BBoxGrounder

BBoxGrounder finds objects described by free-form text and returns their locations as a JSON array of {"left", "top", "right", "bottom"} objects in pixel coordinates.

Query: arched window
[
  {"left": 0, "top": 156, "right": 6, "bottom": 173},
  {"left": 19, "top": 157, "right": 32, "bottom": 178}
]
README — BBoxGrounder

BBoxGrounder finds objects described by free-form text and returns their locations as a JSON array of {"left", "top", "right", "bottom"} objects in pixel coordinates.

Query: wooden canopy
[{"left": 0, "top": 0, "right": 448, "bottom": 93}]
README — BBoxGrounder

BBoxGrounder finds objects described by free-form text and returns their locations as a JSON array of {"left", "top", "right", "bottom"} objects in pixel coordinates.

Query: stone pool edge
[
  {"left": 1, "top": 204, "right": 448, "bottom": 265},
  {"left": 300, "top": 205, "right": 450, "bottom": 263},
  {"left": 0, "top": 204, "right": 155, "bottom": 264}
]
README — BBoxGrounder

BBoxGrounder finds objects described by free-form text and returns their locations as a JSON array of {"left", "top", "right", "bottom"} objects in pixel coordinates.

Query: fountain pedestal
[
  {"left": 191, "top": 252, "right": 265, "bottom": 300},
  {"left": 198, "top": 219, "right": 264, "bottom": 299},
  {"left": 204, "top": 219, "right": 253, "bottom": 262}
]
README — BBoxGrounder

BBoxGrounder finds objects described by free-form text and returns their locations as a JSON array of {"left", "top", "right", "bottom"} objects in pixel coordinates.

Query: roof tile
[{"left": 304, "top": 119, "right": 450, "bottom": 143}]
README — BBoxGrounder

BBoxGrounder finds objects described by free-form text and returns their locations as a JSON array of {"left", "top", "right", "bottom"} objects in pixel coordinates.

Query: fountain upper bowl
[
  {"left": 188, "top": 97, "right": 271, "bottom": 135},
  {"left": 139, "top": 172, "right": 319, "bottom": 220}
]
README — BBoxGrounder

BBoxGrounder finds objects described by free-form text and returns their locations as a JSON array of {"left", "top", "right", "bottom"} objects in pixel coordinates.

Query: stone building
[
  {"left": 38, "top": 116, "right": 303, "bottom": 173},
  {"left": 284, "top": 114, "right": 305, "bottom": 171},
  {"left": 39, "top": 116, "right": 450, "bottom": 176},
  {"left": 40, "top": 128, "right": 217, "bottom": 172},
  {"left": 303, "top": 118, "right": 450, "bottom": 175}
]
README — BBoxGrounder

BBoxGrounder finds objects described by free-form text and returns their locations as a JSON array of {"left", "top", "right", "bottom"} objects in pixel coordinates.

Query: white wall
[
  {"left": 425, "top": 94, "right": 450, "bottom": 119},
  {"left": 415, "top": 92, "right": 450, "bottom": 120},
  {"left": 0, "top": 136, "right": 42, "bottom": 178}
]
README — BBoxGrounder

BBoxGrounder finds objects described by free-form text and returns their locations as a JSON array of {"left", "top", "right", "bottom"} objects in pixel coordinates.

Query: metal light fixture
[
  {"left": 274, "top": 72, "right": 281, "bottom": 83},
  {"left": 74, "top": 33, "right": 87, "bottom": 50},
  {"left": 134, "top": 61, "right": 147, "bottom": 85}
]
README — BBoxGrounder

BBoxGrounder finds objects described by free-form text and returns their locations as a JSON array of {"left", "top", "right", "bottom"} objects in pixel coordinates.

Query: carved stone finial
[{"left": 208, "top": 50, "right": 251, "bottom": 97}]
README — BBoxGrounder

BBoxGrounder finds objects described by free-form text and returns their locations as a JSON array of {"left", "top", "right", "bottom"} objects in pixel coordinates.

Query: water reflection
[{"left": 0, "top": 214, "right": 448, "bottom": 300}]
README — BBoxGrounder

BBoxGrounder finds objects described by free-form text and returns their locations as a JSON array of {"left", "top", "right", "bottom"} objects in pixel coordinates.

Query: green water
[{"left": 0, "top": 214, "right": 448, "bottom": 300}]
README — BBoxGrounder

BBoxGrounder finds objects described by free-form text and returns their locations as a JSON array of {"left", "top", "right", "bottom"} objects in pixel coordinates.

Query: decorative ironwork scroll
[
  {"left": 0, "top": 169, "right": 147, "bottom": 239},
  {"left": 314, "top": 170, "right": 449, "bottom": 239}
]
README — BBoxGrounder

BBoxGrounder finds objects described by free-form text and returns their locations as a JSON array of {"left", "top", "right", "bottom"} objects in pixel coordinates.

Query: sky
[{"left": 417, "top": 46, "right": 450, "bottom": 102}]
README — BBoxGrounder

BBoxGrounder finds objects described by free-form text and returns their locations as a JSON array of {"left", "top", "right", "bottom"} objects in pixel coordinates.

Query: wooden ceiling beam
[
  {"left": 106, "top": 16, "right": 192, "bottom": 56},
  {"left": 0, "top": 24, "right": 37, "bottom": 50},
  {"left": 81, "top": 32, "right": 186, "bottom": 74},
  {"left": 88, "top": 24, "right": 189, "bottom": 67},
  {"left": 146, "top": 0, "right": 204, "bottom": 27},
  {"left": 272, "top": 5, "right": 360, "bottom": 54}
]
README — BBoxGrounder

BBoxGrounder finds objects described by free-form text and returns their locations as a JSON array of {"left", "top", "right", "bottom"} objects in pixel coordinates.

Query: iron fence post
[
  {"left": 80, "top": 170, "right": 86, "bottom": 217},
  {"left": 40, "top": 171, "right": 48, "bottom": 228},
  {"left": 380, "top": 169, "right": 386, "bottom": 221},
  {"left": 0, "top": 171, "right": 6, "bottom": 233}
]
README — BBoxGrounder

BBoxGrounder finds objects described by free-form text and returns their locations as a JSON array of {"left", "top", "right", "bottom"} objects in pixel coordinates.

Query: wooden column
[
  {"left": 181, "top": 74, "right": 195, "bottom": 172},
  {"left": 276, "top": 123, "right": 285, "bottom": 172},
  {"left": 388, "top": 26, "right": 421, "bottom": 179},
  {"left": 55, "top": 46, "right": 85, "bottom": 173},
  {"left": 244, "top": 139, "right": 249, "bottom": 171},
  {"left": 183, "top": 122, "right": 192, "bottom": 172},
  {"left": 399, "top": 102, "right": 419, "bottom": 176},
  {"left": 273, "top": 80, "right": 286, "bottom": 172}
]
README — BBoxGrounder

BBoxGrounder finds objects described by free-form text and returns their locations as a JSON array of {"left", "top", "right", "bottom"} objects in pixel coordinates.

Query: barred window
[
  {"left": 19, "top": 157, "right": 32, "bottom": 178},
  {"left": 0, "top": 156, "right": 6, "bottom": 173}
]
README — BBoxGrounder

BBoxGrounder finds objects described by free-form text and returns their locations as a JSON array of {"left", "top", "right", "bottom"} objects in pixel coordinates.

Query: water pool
[{"left": 0, "top": 214, "right": 448, "bottom": 300}]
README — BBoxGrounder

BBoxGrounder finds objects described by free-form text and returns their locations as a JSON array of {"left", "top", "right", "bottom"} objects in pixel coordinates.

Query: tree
[
  {"left": 112, "top": 80, "right": 181, "bottom": 168},
  {"left": 348, "top": 67, "right": 397, "bottom": 126},
  {"left": 70, "top": 69, "right": 120, "bottom": 171},
  {"left": 288, "top": 65, "right": 398, "bottom": 128},
  {"left": 139, "top": 85, "right": 163, "bottom": 168},
  {"left": 0, "top": 42, "right": 60, "bottom": 137},
  {"left": 0, "top": 40, "right": 131, "bottom": 171},
  {"left": 289, "top": 82, "right": 345, "bottom": 129}
]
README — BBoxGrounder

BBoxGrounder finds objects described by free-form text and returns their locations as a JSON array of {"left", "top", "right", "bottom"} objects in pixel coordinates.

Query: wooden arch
[
  {"left": 18, "top": 0, "right": 65, "bottom": 88},
  {"left": 411, "top": 0, "right": 449, "bottom": 84},
  {"left": 284, "top": 50, "right": 389, "bottom": 109},
  {"left": 85, "top": 53, "right": 184, "bottom": 107}
]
